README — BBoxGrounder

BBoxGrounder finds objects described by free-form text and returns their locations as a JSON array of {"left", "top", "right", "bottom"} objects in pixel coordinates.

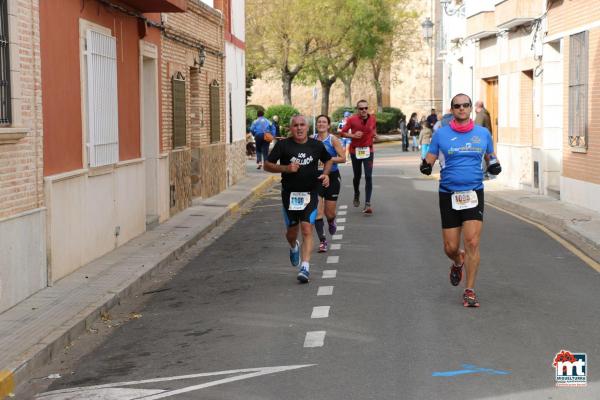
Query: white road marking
[
  {"left": 330, "top": 243, "right": 341, "bottom": 250},
  {"left": 317, "top": 286, "right": 334, "bottom": 296},
  {"left": 339, "top": 205, "right": 348, "bottom": 209},
  {"left": 304, "top": 331, "right": 326, "bottom": 347},
  {"left": 36, "top": 365, "right": 315, "bottom": 400},
  {"left": 311, "top": 306, "right": 330, "bottom": 319},
  {"left": 322, "top": 270, "right": 337, "bottom": 279},
  {"left": 337, "top": 226, "right": 345, "bottom": 231},
  {"left": 332, "top": 234, "right": 343, "bottom": 240},
  {"left": 338, "top": 211, "right": 347, "bottom": 216},
  {"left": 326, "top": 256, "right": 339, "bottom": 264},
  {"left": 337, "top": 218, "right": 346, "bottom": 223}
]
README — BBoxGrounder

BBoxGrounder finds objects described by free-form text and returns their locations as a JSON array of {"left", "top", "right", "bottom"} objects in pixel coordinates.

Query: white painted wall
[
  {"left": 0, "top": 208, "right": 47, "bottom": 312},
  {"left": 465, "top": 0, "right": 495, "bottom": 17},
  {"left": 226, "top": 44, "right": 246, "bottom": 143},
  {"left": 231, "top": 0, "right": 245, "bottom": 41},
  {"left": 561, "top": 177, "right": 600, "bottom": 214},
  {"left": 45, "top": 162, "right": 146, "bottom": 283}
]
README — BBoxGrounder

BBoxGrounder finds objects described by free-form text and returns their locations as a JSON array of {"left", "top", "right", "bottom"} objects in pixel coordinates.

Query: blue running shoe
[
  {"left": 297, "top": 267, "right": 310, "bottom": 283},
  {"left": 289, "top": 240, "right": 300, "bottom": 267}
]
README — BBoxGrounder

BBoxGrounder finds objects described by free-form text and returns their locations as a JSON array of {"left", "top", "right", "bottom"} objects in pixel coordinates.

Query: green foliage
[
  {"left": 382, "top": 107, "right": 405, "bottom": 123},
  {"left": 332, "top": 107, "right": 355, "bottom": 122},
  {"left": 265, "top": 105, "right": 300, "bottom": 136},
  {"left": 375, "top": 112, "right": 397, "bottom": 134},
  {"left": 246, "top": 104, "right": 265, "bottom": 131}
]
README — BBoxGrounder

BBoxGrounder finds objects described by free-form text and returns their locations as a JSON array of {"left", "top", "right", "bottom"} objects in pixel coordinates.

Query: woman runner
[{"left": 313, "top": 115, "right": 346, "bottom": 252}]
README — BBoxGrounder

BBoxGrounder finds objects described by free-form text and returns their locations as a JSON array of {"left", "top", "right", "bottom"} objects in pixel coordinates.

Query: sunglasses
[
  {"left": 452, "top": 102, "right": 472, "bottom": 109},
  {"left": 358, "top": 107, "right": 368, "bottom": 110}
]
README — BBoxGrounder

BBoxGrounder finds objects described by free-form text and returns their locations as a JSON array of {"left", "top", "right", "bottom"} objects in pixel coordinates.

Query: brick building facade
[
  {"left": 0, "top": 0, "right": 46, "bottom": 313},
  {"left": 161, "top": 0, "right": 227, "bottom": 214}
]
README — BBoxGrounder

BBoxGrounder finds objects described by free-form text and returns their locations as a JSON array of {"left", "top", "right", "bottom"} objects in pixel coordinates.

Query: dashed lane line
[
  {"left": 330, "top": 244, "right": 341, "bottom": 250},
  {"left": 339, "top": 205, "right": 348, "bottom": 209},
  {"left": 317, "top": 286, "right": 334, "bottom": 296},
  {"left": 304, "top": 331, "right": 326, "bottom": 348},
  {"left": 311, "top": 306, "right": 330, "bottom": 319},
  {"left": 338, "top": 211, "right": 347, "bottom": 216},
  {"left": 322, "top": 270, "right": 337, "bottom": 279},
  {"left": 337, "top": 218, "right": 346, "bottom": 223},
  {"left": 326, "top": 256, "right": 339, "bottom": 264},
  {"left": 332, "top": 234, "right": 343, "bottom": 240}
]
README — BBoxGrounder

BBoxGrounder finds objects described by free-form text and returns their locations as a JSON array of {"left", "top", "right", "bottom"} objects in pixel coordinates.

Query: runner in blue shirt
[{"left": 420, "top": 93, "right": 502, "bottom": 307}]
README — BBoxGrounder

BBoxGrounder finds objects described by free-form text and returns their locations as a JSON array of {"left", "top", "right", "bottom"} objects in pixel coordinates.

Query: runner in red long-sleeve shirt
[{"left": 341, "top": 99, "right": 377, "bottom": 214}]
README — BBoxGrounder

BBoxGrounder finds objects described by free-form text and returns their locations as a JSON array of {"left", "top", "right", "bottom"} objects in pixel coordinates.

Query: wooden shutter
[
  {"left": 210, "top": 80, "right": 220, "bottom": 143},
  {"left": 86, "top": 30, "right": 119, "bottom": 167},
  {"left": 172, "top": 72, "right": 186, "bottom": 148}
]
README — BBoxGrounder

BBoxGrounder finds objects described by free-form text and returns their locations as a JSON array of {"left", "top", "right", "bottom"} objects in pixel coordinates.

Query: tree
[
  {"left": 367, "top": 1, "right": 419, "bottom": 112},
  {"left": 246, "top": 0, "right": 324, "bottom": 105}
]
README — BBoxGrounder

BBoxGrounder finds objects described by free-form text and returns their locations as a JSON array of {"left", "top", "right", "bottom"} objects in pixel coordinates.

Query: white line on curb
[
  {"left": 304, "top": 331, "right": 326, "bottom": 347},
  {"left": 322, "top": 270, "right": 337, "bottom": 279},
  {"left": 317, "top": 286, "right": 334, "bottom": 296},
  {"left": 311, "top": 306, "right": 330, "bottom": 319}
]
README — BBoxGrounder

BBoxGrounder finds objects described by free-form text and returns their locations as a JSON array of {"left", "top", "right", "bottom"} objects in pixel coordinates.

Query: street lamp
[
  {"left": 421, "top": 17, "right": 435, "bottom": 110},
  {"left": 440, "top": 0, "right": 465, "bottom": 16},
  {"left": 421, "top": 17, "right": 434, "bottom": 43}
]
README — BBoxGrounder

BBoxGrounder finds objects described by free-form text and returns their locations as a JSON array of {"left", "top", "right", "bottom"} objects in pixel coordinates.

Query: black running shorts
[
  {"left": 281, "top": 190, "right": 319, "bottom": 227},
  {"left": 438, "top": 189, "right": 484, "bottom": 229},
  {"left": 318, "top": 170, "right": 341, "bottom": 201}
]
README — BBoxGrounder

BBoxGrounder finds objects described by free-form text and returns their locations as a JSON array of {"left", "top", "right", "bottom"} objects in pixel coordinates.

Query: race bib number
[
  {"left": 318, "top": 160, "right": 325, "bottom": 170},
  {"left": 451, "top": 190, "right": 478, "bottom": 211},
  {"left": 289, "top": 192, "right": 310, "bottom": 211},
  {"left": 356, "top": 146, "right": 370, "bottom": 160}
]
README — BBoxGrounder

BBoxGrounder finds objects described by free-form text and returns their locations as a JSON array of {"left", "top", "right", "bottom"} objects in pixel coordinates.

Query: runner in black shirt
[{"left": 265, "top": 115, "right": 332, "bottom": 283}]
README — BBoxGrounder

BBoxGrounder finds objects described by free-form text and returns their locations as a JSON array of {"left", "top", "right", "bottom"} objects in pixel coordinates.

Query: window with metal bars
[
  {"left": 0, "top": 0, "right": 11, "bottom": 126},
  {"left": 568, "top": 31, "right": 588, "bottom": 150},
  {"left": 209, "top": 80, "right": 220, "bottom": 143},
  {"left": 172, "top": 72, "right": 187, "bottom": 148}
]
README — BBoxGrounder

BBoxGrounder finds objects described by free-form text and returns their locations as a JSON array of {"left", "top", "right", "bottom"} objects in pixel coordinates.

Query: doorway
[
  {"left": 483, "top": 78, "right": 499, "bottom": 146},
  {"left": 141, "top": 53, "right": 159, "bottom": 228}
]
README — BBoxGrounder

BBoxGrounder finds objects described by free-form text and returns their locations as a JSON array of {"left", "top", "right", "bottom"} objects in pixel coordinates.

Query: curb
[
  {"left": 2, "top": 175, "right": 278, "bottom": 397},
  {"left": 487, "top": 193, "right": 600, "bottom": 267}
]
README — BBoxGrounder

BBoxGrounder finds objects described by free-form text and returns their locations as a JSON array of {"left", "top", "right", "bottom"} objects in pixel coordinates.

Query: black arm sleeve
[{"left": 319, "top": 142, "right": 332, "bottom": 163}]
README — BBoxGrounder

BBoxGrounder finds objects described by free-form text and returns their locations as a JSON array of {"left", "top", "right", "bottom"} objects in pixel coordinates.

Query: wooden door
[{"left": 484, "top": 78, "right": 499, "bottom": 146}]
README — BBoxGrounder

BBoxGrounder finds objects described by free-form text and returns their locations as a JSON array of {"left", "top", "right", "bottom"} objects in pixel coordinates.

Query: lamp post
[{"left": 421, "top": 17, "right": 434, "bottom": 110}]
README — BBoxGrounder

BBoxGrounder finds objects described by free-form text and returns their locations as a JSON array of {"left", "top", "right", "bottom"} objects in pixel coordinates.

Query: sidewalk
[
  {"left": 485, "top": 180, "right": 600, "bottom": 269},
  {"left": 0, "top": 164, "right": 277, "bottom": 395}
]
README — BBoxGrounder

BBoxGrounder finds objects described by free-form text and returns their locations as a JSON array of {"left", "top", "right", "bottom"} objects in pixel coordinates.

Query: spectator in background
[
  {"left": 250, "top": 110, "right": 276, "bottom": 169},
  {"left": 399, "top": 114, "right": 409, "bottom": 152},
  {"left": 337, "top": 111, "right": 352, "bottom": 162},
  {"left": 440, "top": 108, "right": 453, "bottom": 127},
  {"left": 418, "top": 119, "right": 433, "bottom": 160},
  {"left": 272, "top": 115, "right": 281, "bottom": 138},
  {"left": 474, "top": 101, "right": 492, "bottom": 133},
  {"left": 407, "top": 112, "right": 421, "bottom": 152},
  {"left": 426, "top": 108, "right": 438, "bottom": 129}
]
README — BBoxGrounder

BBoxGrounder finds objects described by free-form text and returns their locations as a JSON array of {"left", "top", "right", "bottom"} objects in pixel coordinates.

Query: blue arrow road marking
[{"left": 432, "top": 364, "right": 511, "bottom": 377}]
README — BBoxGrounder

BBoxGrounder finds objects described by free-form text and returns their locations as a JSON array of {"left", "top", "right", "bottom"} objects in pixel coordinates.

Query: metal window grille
[
  {"left": 0, "top": 0, "right": 11, "bottom": 126},
  {"left": 209, "top": 80, "right": 220, "bottom": 143},
  {"left": 86, "top": 30, "right": 119, "bottom": 166},
  {"left": 172, "top": 72, "right": 186, "bottom": 148},
  {"left": 568, "top": 31, "right": 588, "bottom": 150}
]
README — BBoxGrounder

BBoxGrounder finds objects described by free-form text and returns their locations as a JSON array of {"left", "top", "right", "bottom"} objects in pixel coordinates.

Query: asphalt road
[{"left": 22, "top": 143, "right": 600, "bottom": 399}]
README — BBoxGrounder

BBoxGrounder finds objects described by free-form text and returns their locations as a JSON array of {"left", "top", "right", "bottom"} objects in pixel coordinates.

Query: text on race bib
[
  {"left": 451, "top": 190, "right": 478, "bottom": 211},
  {"left": 356, "top": 147, "right": 370, "bottom": 160},
  {"left": 289, "top": 192, "right": 310, "bottom": 211}
]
